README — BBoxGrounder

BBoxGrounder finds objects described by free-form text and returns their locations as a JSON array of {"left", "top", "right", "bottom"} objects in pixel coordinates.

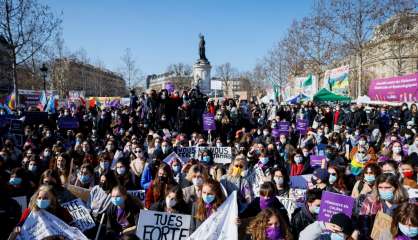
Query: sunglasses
[
  {"left": 234, "top": 165, "right": 244, "bottom": 168},
  {"left": 329, "top": 172, "right": 337, "bottom": 176}
]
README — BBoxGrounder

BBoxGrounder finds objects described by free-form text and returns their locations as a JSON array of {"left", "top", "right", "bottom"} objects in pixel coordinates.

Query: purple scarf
[{"left": 260, "top": 196, "right": 274, "bottom": 209}]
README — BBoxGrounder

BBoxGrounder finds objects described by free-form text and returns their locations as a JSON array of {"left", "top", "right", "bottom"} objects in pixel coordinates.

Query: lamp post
[{"left": 40, "top": 63, "right": 48, "bottom": 93}]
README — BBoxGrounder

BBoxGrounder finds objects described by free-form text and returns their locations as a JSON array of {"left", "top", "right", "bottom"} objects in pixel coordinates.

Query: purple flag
[
  {"left": 318, "top": 191, "right": 354, "bottom": 222},
  {"left": 203, "top": 113, "right": 216, "bottom": 131},
  {"left": 278, "top": 121, "right": 290, "bottom": 135},
  {"left": 165, "top": 82, "right": 175, "bottom": 94},
  {"left": 296, "top": 119, "right": 309, "bottom": 134},
  {"left": 310, "top": 155, "right": 325, "bottom": 167}
]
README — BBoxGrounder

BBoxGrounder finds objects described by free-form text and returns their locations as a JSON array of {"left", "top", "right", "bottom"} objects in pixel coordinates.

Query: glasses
[
  {"left": 329, "top": 172, "right": 337, "bottom": 176},
  {"left": 358, "top": 151, "right": 366, "bottom": 154},
  {"left": 234, "top": 165, "right": 244, "bottom": 168}
]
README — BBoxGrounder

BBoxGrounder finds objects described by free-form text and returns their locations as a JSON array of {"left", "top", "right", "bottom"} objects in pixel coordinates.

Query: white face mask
[
  {"left": 192, "top": 177, "right": 203, "bottom": 186},
  {"left": 393, "top": 147, "right": 402, "bottom": 154},
  {"left": 166, "top": 197, "right": 176, "bottom": 208}
]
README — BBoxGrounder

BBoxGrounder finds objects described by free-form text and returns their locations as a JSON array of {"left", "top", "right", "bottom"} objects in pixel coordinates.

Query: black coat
[
  {"left": 104, "top": 196, "right": 141, "bottom": 239},
  {"left": 239, "top": 197, "right": 289, "bottom": 225},
  {"left": 290, "top": 204, "right": 315, "bottom": 239},
  {"left": 150, "top": 199, "right": 191, "bottom": 215}
]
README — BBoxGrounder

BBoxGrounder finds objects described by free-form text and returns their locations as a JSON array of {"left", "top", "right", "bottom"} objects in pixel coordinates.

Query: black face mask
[
  {"left": 100, "top": 182, "right": 109, "bottom": 191},
  {"left": 158, "top": 176, "right": 167, "bottom": 182}
]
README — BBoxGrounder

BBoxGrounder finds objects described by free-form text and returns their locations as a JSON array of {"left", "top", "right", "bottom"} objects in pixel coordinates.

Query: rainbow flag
[{"left": 5, "top": 93, "right": 15, "bottom": 110}]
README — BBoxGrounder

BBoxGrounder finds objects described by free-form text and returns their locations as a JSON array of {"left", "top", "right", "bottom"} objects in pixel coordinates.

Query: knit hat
[
  {"left": 330, "top": 213, "right": 354, "bottom": 236},
  {"left": 313, "top": 168, "right": 329, "bottom": 182}
]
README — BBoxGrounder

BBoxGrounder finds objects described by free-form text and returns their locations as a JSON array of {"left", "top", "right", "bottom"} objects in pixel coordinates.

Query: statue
[{"left": 198, "top": 34, "right": 208, "bottom": 63}]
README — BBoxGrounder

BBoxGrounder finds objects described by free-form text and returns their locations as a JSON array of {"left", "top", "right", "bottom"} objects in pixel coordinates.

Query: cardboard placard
[
  {"left": 61, "top": 198, "right": 95, "bottom": 232},
  {"left": 202, "top": 113, "right": 216, "bottom": 131},
  {"left": 371, "top": 211, "right": 393, "bottom": 240},
  {"left": 66, "top": 185, "right": 91, "bottom": 202}
]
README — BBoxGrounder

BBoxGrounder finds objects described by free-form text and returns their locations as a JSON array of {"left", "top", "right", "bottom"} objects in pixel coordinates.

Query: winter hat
[
  {"left": 313, "top": 168, "right": 329, "bottom": 182},
  {"left": 330, "top": 213, "right": 354, "bottom": 236}
]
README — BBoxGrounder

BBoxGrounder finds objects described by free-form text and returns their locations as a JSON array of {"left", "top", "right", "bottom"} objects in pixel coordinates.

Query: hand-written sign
[
  {"left": 61, "top": 198, "right": 95, "bottom": 232},
  {"left": 196, "top": 147, "right": 232, "bottom": 164},
  {"left": 174, "top": 147, "right": 196, "bottom": 162},
  {"left": 135, "top": 210, "right": 191, "bottom": 240},
  {"left": 277, "top": 121, "right": 290, "bottom": 135},
  {"left": 318, "top": 191, "right": 354, "bottom": 222}
]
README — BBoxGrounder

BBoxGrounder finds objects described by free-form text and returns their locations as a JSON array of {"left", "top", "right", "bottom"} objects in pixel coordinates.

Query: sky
[{"left": 41, "top": 0, "right": 312, "bottom": 76}]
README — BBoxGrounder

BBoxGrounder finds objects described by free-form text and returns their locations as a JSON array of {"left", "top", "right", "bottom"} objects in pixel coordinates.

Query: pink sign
[{"left": 368, "top": 73, "right": 418, "bottom": 102}]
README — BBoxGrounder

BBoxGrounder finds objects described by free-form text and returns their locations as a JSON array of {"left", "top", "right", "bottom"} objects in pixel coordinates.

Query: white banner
[
  {"left": 163, "top": 151, "right": 182, "bottom": 164},
  {"left": 277, "top": 197, "right": 297, "bottom": 220},
  {"left": 16, "top": 209, "right": 88, "bottom": 240},
  {"left": 12, "top": 196, "right": 27, "bottom": 214},
  {"left": 196, "top": 147, "right": 233, "bottom": 164},
  {"left": 174, "top": 147, "right": 197, "bottom": 163},
  {"left": 136, "top": 210, "right": 191, "bottom": 240},
  {"left": 188, "top": 191, "right": 238, "bottom": 240},
  {"left": 61, "top": 198, "right": 95, "bottom": 232}
]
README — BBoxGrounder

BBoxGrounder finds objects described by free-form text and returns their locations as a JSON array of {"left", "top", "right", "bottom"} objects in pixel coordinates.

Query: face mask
[
  {"left": 274, "top": 177, "right": 284, "bottom": 186},
  {"left": 192, "top": 177, "right": 203, "bottom": 187},
  {"left": 265, "top": 226, "right": 281, "bottom": 240},
  {"left": 271, "top": 123, "right": 276, "bottom": 128},
  {"left": 393, "top": 147, "right": 402, "bottom": 154},
  {"left": 9, "top": 177, "right": 22, "bottom": 185},
  {"left": 303, "top": 152, "right": 309, "bottom": 157},
  {"left": 379, "top": 190, "right": 394, "bottom": 201},
  {"left": 106, "top": 145, "right": 114, "bottom": 152},
  {"left": 415, "top": 140, "right": 418, "bottom": 146},
  {"left": 260, "top": 157, "right": 269, "bottom": 165},
  {"left": 263, "top": 131, "right": 269, "bottom": 136},
  {"left": 259, "top": 196, "right": 274, "bottom": 209},
  {"left": 232, "top": 167, "right": 242, "bottom": 176},
  {"left": 173, "top": 165, "right": 180, "bottom": 173},
  {"left": 398, "top": 223, "right": 418, "bottom": 238},
  {"left": 329, "top": 175, "right": 337, "bottom": 184},
  {"left": 162, "top": 147, "right": 168, "bottom": 153},
  {"left": 202, "top": 194, "right": 215, "bottom": 204},
  {"left": 364, "top": 175, "right": 375, "bottom": 184},
  {"left": 330, "top": 232, "right": 345, "bottom": 240},
  {"left": 112, "top": 196, "right": 125, "bottom": 206},
  {"left": 117, "top": 167, "right": 126, "bottom": 175},
  {"left": 79, "top": 175, "right": 90, "bottom": 184},
  {"left": 402, "top": 171, "right": 414, "bottom": 179},
  {"left": 358, "top": 140, "right": 366, "bottom": 146},
  {"left": 280, "top": 138, "right": 286, "bottom": 144},
  {"left": 202, "top": 156, "right": 211, "bottom": 163},
  {"left": 166, "top": 197, "right": 177, "bottom": 208},
  {"left": 100, "top": 162, "right": 110, "bottom": 170},
  {"left": 216, "top": 143, "right": 222, "bottom": 147},
  {"left": 311, "top": 205, "right": 320, "bottom": 215},
  {"left": 37, "top": 199, "right": 50, "bottom": 209},
  {"left": 28, "top": 165, "right": 37, "bottom": 172},
  {"left": 294, "top": 156, "right": 303, "bottom": 164},
  {"left": 44, "top": 151, "right": 51, "bottom": 158}
]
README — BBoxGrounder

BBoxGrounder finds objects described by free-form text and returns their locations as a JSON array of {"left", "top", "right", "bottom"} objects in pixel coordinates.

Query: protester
[
  {"left": 245, "top": 208, "right": 293, "bottom": 240},
  {"left": 150, "top": 185, "right": 191, "bottom": 214},
  {"left": 391, "top": 203, "right": 418, "bottom": 239},
  {"left": 144, "top": 163, "right": 175, "bottom": 208},
  {"left": 182, "top": 164, "right": 208, "bottom": 204},
  {"left": 299, "top": 213, "right": 355, "bottom": 240},
  {"left": 291, "top": 188, "right": 322, "bottom": 239}
]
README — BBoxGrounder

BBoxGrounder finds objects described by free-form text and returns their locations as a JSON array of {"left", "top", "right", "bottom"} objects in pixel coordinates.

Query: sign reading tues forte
[{"left": 368, "top": 73, "right": 418, "bottom": 102}]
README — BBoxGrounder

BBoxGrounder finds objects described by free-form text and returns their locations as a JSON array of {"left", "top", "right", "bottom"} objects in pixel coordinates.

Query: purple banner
[
  {"left": 165, "top": 82, "right": 175, "bottom": 94},
  {"left": 296, "top": 119, "right": 309, "bottom": 134},
  {"left": 203, "top": 113, "right": 216, "bottom": 131},
  {"left": 318, "top": 191, "right": 354, "bottom": 222},
  {"left": 278, "top": 121, "right": 290, "bottom": 135},
  {"left": 58, "top": 117, "right": 80, "bottom": 129},
  {"left": 368, "top": 73, "right": 418, "bottom": 102},
  {"left": 310, "top": 155, "right": 325, "bottom": 167},
  {"left": 271, "top": 128, "right": 280, "bottom": 138}
]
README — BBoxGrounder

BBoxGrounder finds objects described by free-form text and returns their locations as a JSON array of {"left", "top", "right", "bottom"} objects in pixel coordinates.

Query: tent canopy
[{"left": 313, "top": 88, "right": 351, "bottom": 102}]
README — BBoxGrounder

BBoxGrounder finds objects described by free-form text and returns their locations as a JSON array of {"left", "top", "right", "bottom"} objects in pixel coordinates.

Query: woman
[
  {"left": 8, "top": 167, "right": 34, "bottom": 198},
  {"left": 400, "top": 160, "right": 417, "bottom": 189},
  {"left": 39, "top": 169, "right": 76, "bottom": 204},
  {"left": 251, "top": 150, "right": 275, "bottom": 197},
  {"left": 144, "top": 164, "right": 175, "bottom": 209},
  {"left": 190, "top": 179, "right": 225, "bottom": 233},
  {"left": 289, "top": 151, "right": 312, "bottom": 176},
  {"left": 299, "top": 213, "right": 355, "bottom": 240},
  {"left": 220, "top": 157, "right": 253, "bottom": 212},
  {"left": 381, "top": 160, "right": 399, "bottom": 176},
  {"left": 182, "top": 164, "right": 208, "bottom": 204},
  {"left": 16, "top": 185, "right": 73, "bottom": 231},
  {"left": 94, "top": 152, "right": 112, "bottom": 183},
  {"left": 245, "top": 208, "right": 293, "bottom": 240},
  {"left": 272, "top": 167, "right": 290, "bottom": 197},
  {"left": 359, "top": 173, "right": 409, "bottom": 238},
  {"left": 105, "top": 185, "right": 142, "bottom": 238},
  {"left": 87, "top": 172, "right": 118, "bottom": 222},
  {"left": 50, "top": 153, "right": 71, "bottom": 185},
  {"left": 171, "top": 159, "right": 186, "bottom": 186},
  {"left": 392, "top": 141, "right": 406, "bottom": 163},
  {"left": 352, "top": 163, "right": 381, "bottom": 199},
  {"left": 71, "top": 163, "right": 95, "bottom": 189},
  {"left": 240, "top": 182, "right": 289, "bottom": 224},
  {"left": 129, "top": 148, "right": 146, "bottom": 187},
  {"left": 326, "top": 165, "right": 347, "bottom": 195},
  {"left": 114, "top": 160, "right": 138, "bottom": 190},
  {"left": 391, "top": 203, "right": 418, "bottom": 239},
  {"left": 350, "top": 145, "right": 376, "bottom": 177},
  {"left": 150, "top": 185, "right": 190, "bottom": 214}
]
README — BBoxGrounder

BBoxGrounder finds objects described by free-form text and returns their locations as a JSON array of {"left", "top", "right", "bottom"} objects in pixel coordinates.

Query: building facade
[
  {"left": 146, "top": 72, "right": 193, "bottom": 91},
  {"left": 0, "top": 36, "right": 12, "bottom": 96},
  {"left": 52, "top": 58, "right": 127, "bottom": 97}
]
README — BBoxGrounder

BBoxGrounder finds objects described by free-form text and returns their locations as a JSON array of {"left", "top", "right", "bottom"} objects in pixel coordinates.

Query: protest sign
[
  {"left": 371, "top": 211, "right": 393, "bottom": 240},
  {"left": 174, "top": 147, "right": 196, "bottom": 162},
  {"left": 66, "top": 184, "right": 91, "bottom": 202},
  {"left": 289, "top": 188, "right": 307, "bottom": 207},
  {"left": 163, "top": 151, "right": 181, "bottom": 164},
  {"left": 61, "top": 198, "right": 95, "bottom": 232},
  {"left": 277, "top": 197, "right": 296, "bottom": 220},
  {"left": 12, "top": 196, "right": 27, "bottom": 214},
  {"left": 368, "top": 72, "right": 418, "bottom": 102},
  {"left": 23, "top": 111, "right": 48, "bottom": 125},
  {"left": 165, "top": 82, "right": 175, "bottom": 93},
  {"left": 277, "top": 121, "right": 290, "bottom": 136},
  {"left": 9, "top": 119, "right": 23, "bottom": 134},
  {"left": 310, "top": 155, "right": 325, "bottom": 167},
  {"left": 58, "top": 117, "right": 80, "bottom": 129},
  {"left": 290, "top": 174, "right": 312, "bottom": 189},
  {"left": 296, "top": 119, "right": 308, "bottom": 134},
  {"left": 271, "top": 128, "right": 280, "bottom": 138},
  {"left": 128, "top": 190, "right": 146, "bottom": 206},
  {"left": 136, "top": 210, "right": 191, "bottom": 240},
  {"left": 210, "top": 147, "right": 232, "bottom": 164},
  {"left": 202, "top": 113, "right": 216, "bottom": 131},
  {"left": 0, "top": 115, "right": 16, "bottom": 128},
  {"left": 318, "top": 191, "right": 354, "bottom": 222},
  {"left": 16, "top": 209, "right": 88, "bottom": 240},
  {"left": 188, "top": 191, "right": 238, "bottom": 240}
]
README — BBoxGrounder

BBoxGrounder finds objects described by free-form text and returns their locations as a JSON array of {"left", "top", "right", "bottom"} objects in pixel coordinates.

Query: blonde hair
[
  {"left": 185, "top": 164, "right": 208, "bottom": 182},
  {"left": 227, "top": 158, "right": 247, "bottom": 176},
  {"left": 28, "top": 185, "right": 58, "bottom": 212}
]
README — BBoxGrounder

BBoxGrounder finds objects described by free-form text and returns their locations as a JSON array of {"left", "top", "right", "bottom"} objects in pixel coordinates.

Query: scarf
[{"left": 290, "top": 163, "right": 304, "bottom": 176}]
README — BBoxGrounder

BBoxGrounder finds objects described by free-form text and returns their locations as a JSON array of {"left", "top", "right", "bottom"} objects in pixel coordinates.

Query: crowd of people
[{"left": 0, "top": 87, "right": 417, "bottom": 240}]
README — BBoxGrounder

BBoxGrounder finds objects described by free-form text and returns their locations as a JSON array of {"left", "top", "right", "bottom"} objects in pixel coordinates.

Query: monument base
[{"left": 192, "top": 61, "right": 211, "bottom": 94}]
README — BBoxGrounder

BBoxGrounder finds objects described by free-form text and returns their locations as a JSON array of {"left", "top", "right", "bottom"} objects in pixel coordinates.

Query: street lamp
[{"left": 40, "top": 63, "right": 48, "bottom": 93}]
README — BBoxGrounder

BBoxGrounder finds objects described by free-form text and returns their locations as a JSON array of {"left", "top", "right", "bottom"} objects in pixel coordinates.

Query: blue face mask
[
  {"left": 364, "top": 175, "right": 375, "bottom": 184},
  {"left": 9, "top": 177, "right": 22, "bottom": 185},
  {"left": 398, "top": 223, "right": 418, "bottom": 238},
  {"left": 260, "top": 157, "right": 269, "bottom": 164},
  {"left": 379, "top": 190, "right": 394, "bottom": 201},
  {"left": 329, "top": 175, "right": 337, "bottom": 184},
  {"left": 112, "top": 196, "right": 125, "bottom": 206},
  {"left": 294, "top": 156, "right": 303, "bottom": 164},
  {"left": 313, "top": 206, "right": 320, "bottom": 214},
  {"left": 202, "top": 156, "right": 211, "bottom": 163},
  {"left": 173, "top": 165, "right": 180, "bottom": 173},
  {"left": 79, "top": 175, "right": 90, "bottom": 184},
  {"left": 202, "top": 194, "right": 215, "bottom": 204},
  {"left": 37, "top": 199, "right": 50, "bottom": 209},
  {"left": 330, "top": 232, "right": 345, "bottom": 240}
]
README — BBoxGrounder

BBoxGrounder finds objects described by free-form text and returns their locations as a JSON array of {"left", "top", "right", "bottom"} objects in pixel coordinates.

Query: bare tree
[
  {"left": 215, "top": 62, "right": 237, "bottom": 97},
  {"left": 0, "top": 0, "right": 62, "bottom": 104},
  {"left": 120, "top": 48, "right": 140, "bottom": 89},
  {"left": 166, "top": 63, "right": 192, "bottom": 90}
]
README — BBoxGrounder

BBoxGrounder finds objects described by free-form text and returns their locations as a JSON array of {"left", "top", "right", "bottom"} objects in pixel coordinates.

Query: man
[{"left": 291, "top": 189, "right": 323, "bottom": 239}]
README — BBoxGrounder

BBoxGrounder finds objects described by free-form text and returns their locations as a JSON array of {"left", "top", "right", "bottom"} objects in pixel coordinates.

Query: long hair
[
  {"left": 328, "top": 165, "right": 347, "bottom": 192},
  {"left": 194, "top": 179, "right": 225, "bottom": 222},
  {"left": 185, "top": 164, "right": 208, "bottom": 182},
  {"left": 226, "top": 158, "right": 247, "bottom": 177},
  {"left": 28, "top": 185, "right": 59, "bottom": 212},
  {"left": 391, "top": 203, "right": 418, "bottom": 236},
  {"left": 373, "top": 173, "right": 409, "bottom": 204},
  {"left": 152, "top": 164, "right": 175, "bottom": 202},
  {"left": 246, "top": 208, "right": 293, "bottom": 240}
]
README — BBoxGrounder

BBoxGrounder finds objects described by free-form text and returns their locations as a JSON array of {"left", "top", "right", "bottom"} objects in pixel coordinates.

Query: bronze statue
[{"left": 199, "top": 34, "right": 208, "bottom": 62}]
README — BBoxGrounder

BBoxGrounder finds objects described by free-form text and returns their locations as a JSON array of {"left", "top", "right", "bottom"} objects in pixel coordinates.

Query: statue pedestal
[{"left": 192, "top": 61, "right": 211, "bottom": 94}]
